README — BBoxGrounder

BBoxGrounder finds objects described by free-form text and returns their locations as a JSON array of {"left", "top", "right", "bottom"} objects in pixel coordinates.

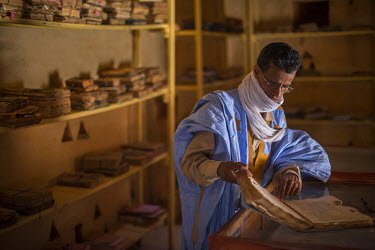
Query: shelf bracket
[
  {"left": 162, "top": 92, "right": 170, "bottom": 104},
  {"left": 164, "top": 26, "right": 170, "bottom": 39}
]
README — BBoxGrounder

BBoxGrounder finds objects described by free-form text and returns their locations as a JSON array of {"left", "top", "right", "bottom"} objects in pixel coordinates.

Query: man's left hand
[{"left": 277, "top": 173, "right": 301, "bottom": 201}]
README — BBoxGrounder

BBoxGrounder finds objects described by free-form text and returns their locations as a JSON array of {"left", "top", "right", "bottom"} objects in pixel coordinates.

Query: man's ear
[{"left": 254, "top": 64, "right": 260, "bottom": 74}]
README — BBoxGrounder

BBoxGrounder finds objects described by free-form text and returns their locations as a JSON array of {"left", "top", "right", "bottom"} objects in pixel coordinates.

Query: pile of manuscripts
[
  {"left": 81, "top": 0, "right": 107, "bottom": 25},
  {"left": 0, "top": 207, "right": 18, "bottom": 228},
  {"left": 53, "top": 0, "right": 82, "bottom": 24},
  {"left": 102, "top": 0, "right": 131, "bottom": 25},
  {"left": 65, "top": 78, "right": 108, "bottom": 110},
  {"left": 0, "top": 97, "right": 41, "bottom": 128},
  {"left": 57, "top": 172, "right": 104, "bottom": 188},
  {"left": 1, "top": 88, "right": 71, "bottom": 118},
  {"left": 94, "top": 78, "right": 133, "bottom": 103},
  {"left": 100, "top": 67, "right": 151, "bottom": 98},
  {"left": 22, "top": 0, "right": 62, "bottom": 22},
  {"left": 119, "top": 203, "right": 165, "bottom": 226},
  {"left": 82, "top": 151, "right": 129, "bottom": 176},
  {"left": 127, "top": 1, "right": 148, "bottom": 25},
  {"left": 149, "top": 2, "right": 167, "bottom": 24},
  {"left": 0, "top": 0, "right": 23, "bottom": 19},
  {"left": 0, "top": 188, "right": 54, "bottom": 215},
  {"left": 144, "top": 67, "right": 166, "bottom": 91},
  {"left": 121, "top": 141, "right": 166, "bottom": 165}
]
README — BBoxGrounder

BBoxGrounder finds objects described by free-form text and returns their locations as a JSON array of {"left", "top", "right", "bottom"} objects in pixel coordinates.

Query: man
[{"left": 174, "top": 42, "right": 331, "bottom": 250}]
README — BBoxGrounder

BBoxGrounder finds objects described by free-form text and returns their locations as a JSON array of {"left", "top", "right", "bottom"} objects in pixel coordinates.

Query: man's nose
[{"left": 273, "top": 86, "right": 283, "bottom": 98}]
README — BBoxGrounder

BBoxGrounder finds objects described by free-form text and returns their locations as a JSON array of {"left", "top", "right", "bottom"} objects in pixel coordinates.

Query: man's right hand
[{"left": 217, "top": 161, "right": 252, "bottom": 184}]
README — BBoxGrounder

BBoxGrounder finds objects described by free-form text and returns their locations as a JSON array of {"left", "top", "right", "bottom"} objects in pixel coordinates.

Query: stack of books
[
  {"left": 65, "top": 78, "right": 108, "bottom": 110},
  {"left": 0, "top": 207, "right": 18, "bottom": 229},
  {"left": 94, "top": 78, "right": 133, "bottom": 104},
  {"left": 0, "top": 0, "right": 23, "bottom": 19},
  {"left": 22, "top": 0, "right": 62, "bottom": 21},
  {"left": 1, "top": 88, "right": 71, "bottom": 118},
  {"left": 56, "top": 172, "right": 104, "bottom": 188},
  {"left": 102, "top": 0, "right": 131, "bottom": 25},
  {"left": 119, "top": 203, "right": 165, "bottom": 226},
  {"left": 0, "top": 188, "right": 54, "bottom": 215},
  {"left": 144, "top": 67, "right": 166, "bottom": 91},
  {"left": 149, "top": 2, "right": 167, "bottom": 24},
  {"left": 121, "top": 141, "right": 166, "bottom": 165},
  {"left": 0, "top": 98, "right": 41, "bottom": 128},
  {"left": 128, "top": 1, "right": 148, "bottom": 25},
  {"left": 53, "top": 0, "right": 82, "bottom": 24},
  {"left": 82, "top": 151, "right": 129, "bottom": 177},
  {"left": 100, "top": 67, "right": 152, "bottom": 98},
  {"left": 81, "top": 0, "right": 107, "bottom": 25}
]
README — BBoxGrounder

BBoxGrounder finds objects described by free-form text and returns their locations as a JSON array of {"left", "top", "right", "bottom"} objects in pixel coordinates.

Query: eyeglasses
[{"left": 260, "top": 70, "right": 294, "bottom": 93}]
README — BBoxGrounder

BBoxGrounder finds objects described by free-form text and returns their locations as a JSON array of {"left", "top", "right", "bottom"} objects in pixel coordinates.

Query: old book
[
  {"left": 119, "top": 204, "right": 165, "bottom": 226},
  {"left": 0, "top": 96, "right": 28, "bottom": 113},
  {"left": 94, "top": 78, "right": 120, "bottom": 87},
  {"left": 66, "top": 78, "right": 94, "bottom": 89},
  {"left": 0, "top": 207, "right": 18, "bottom": 229},
  {"left": 69, "top": 84, "right": 99, "bottom": 93},
  {"left": 121, "top": 141, "right": 166, "bottom": 155},
  {"left": 132, "top": 87, "right": 153, "bottom": 98},
  {"left": 239, "top": 175, "right": 374, "bottom": 231},
  {"left": 0, "top": 105, "right": 41, "bottom": 128},
  {"left": 108, "top": 92, "right": 133, "bottom": 103},
  {"left": 100, "top": 67, "right": 137, "bottom": 77},
  {"left": 284, "top": 196, "right": 374, "bottom": 230},
  {"left": 120, "top": 148, "right": 154, "bottom": 165},
  {"left": 57, "top": 172, "right": 103, "bottom": 188},
  {"left": 0, "top": 188, "right": 54, "bottom": 215},
  {"left": 82, "top": 152, "right": 129, "bottom": 176}
]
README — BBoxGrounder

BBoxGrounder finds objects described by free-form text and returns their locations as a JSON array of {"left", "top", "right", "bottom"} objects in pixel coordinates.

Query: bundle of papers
[
  {"left": 95, "top": 78, "right": 133, "bottom": 104},
  {"left": 102, "top": 0, "right": 131, "bottom": 25},
  {"left": 53, "top": 0, "right": 82, "bottom": 24},
  {"left": 0, "top": 0, "right": 23, "bottom": 19},
  {"left": 144, "top": 67, "right": 166, "bottom": 91},
  {"left": 81, "top": 0, "right": 107, "bottom": 24},
  {"left": 100, "top": 67, "right": 154, "bottom": 98},
  {"left": 127, "top": 1, "right": 148, "bottom": 25},
  {"left": 121, "top": 141, "right": 166, "bottom": 165},
  {"left": 0, "top": 207, "right": 18, "bottom": 229},
  {"left": 1, "top": 88, "right": 71, "bottom": 118},
  {"left": 149, "top": 2, "right": 167, "bottom": 24},
  {"left": 119, "top": 204, "right": 165, "bottom": 226},
  {"left": 66, "top": 78, "right": 108, "bottom": 110},
  {"left": 57, "top": 172, "right": 104, "bottom": 188},
  {"left": 0, "top": 105, "right": 41, "bottom": 128},
  {"left": 82, "top": 151, "right": 129, "bottom": 176},
  {"left": 0, "top": 188, "right": 54, "bottom": 215}
]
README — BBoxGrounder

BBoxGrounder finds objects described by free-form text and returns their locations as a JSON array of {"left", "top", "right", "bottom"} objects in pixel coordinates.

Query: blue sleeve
[{"left": 268, "top": 129, "right": 331, "bottom": 182}]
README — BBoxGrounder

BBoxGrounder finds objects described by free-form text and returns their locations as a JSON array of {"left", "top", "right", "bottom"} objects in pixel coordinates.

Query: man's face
[{"left": 254, "top": 64, "right": 296, "bottom": 103}]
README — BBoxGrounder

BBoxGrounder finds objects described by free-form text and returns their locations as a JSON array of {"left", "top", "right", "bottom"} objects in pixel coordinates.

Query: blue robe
[{"left": 174, "top": 89, "right": 331, "bottom": 250}]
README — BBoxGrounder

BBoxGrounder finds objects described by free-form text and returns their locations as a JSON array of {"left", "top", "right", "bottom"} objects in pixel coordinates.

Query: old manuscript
[{"left": 238, "top": 175, "right": 374, "bottom": 231}]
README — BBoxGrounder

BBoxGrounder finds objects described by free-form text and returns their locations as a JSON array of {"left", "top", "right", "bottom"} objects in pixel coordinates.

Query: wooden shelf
[
  {"left": 0, "top": 18, "right": 168, "bottom": 31},
  {"left": 176, "top": 76, "right": 244, "bottom": 91},
  {"left": 176, "top": 30, "right": 244, "bottom": 37},
  {"left": 0, "top": 88, "right": 168, "bottom": 133},
  {"left": 295, "top": 76, "right": 375, "bottom": 82},
  {"left": 114, "top": 213, "right": 167, "bottom": 246},
  {"left": 0, "top": 153, "right": 167, "bottom": 235},
  {"left": 287, "top": 119, "right": 375, "bottom": 126},
  {"left": 253, "top": 30, "right": 375, "bottom": 39}
]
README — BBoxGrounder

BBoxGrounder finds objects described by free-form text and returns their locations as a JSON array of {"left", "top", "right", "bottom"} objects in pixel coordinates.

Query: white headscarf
[{"left": 238, "top": 71, "right": 286, "bottom": 142}]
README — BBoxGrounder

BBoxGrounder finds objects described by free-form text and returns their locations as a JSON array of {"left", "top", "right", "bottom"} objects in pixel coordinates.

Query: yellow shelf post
[{"left": 167, "top": 0, "right": 176, "bottom": 249}]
